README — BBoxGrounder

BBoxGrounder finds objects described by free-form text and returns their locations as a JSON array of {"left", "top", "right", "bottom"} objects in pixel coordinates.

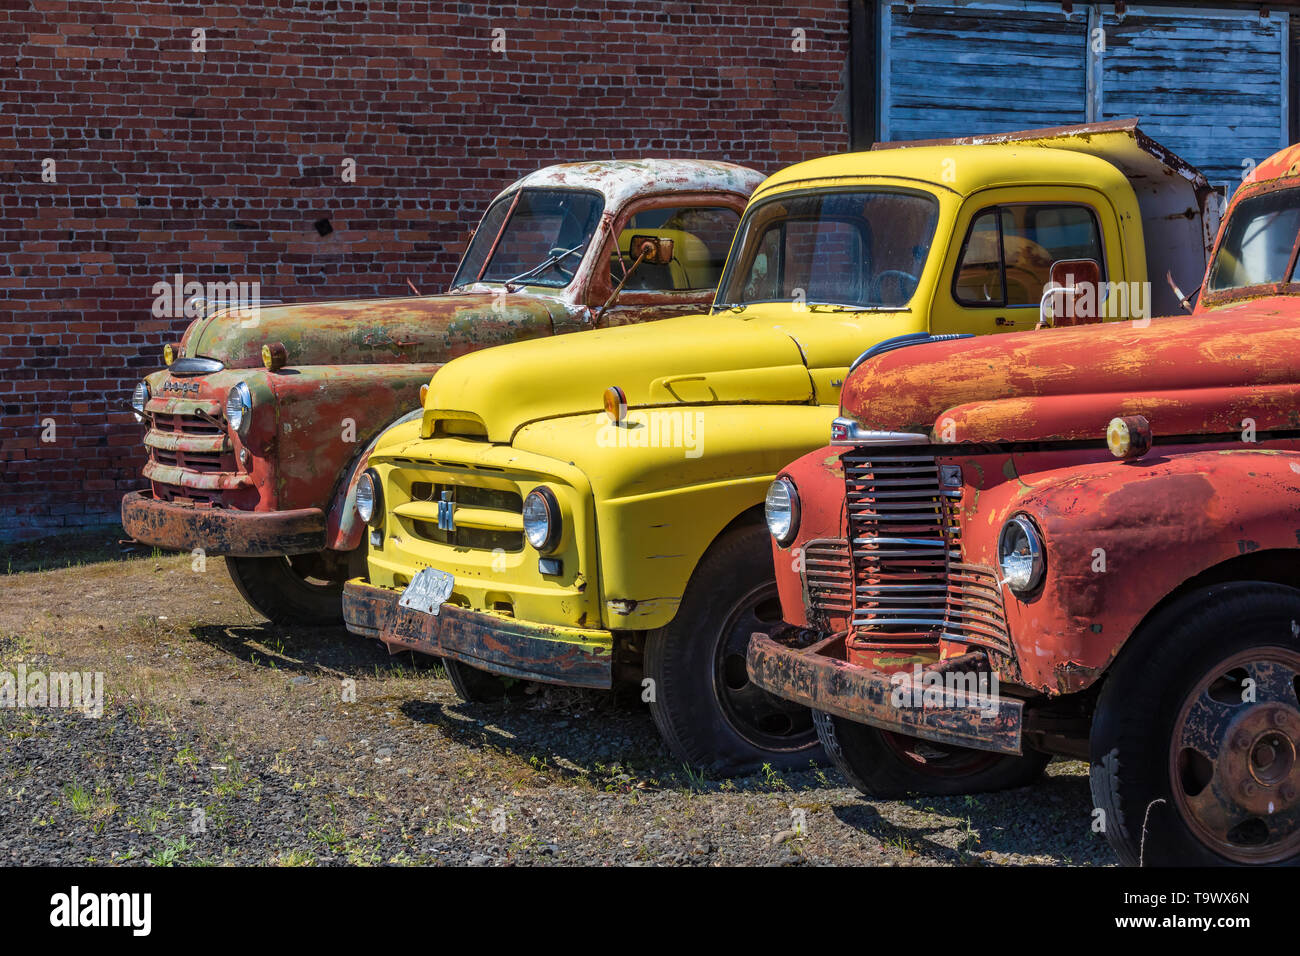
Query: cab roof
[
  {"left": 494, "top": 159, "right": 765, "bottom": 210},
  {"left": 753, "top": 118, "right": 1208, "bottom": 201}
]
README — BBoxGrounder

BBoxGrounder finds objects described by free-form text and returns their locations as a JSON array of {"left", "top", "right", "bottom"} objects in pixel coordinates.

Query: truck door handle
[{"left": 995, "top": 316, "right": 1017, "bottom": 327}]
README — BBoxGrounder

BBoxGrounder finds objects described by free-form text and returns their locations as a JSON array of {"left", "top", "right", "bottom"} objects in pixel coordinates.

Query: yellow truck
[{"left": 342, "top": 120, "right": 1217, "bottom": 771}]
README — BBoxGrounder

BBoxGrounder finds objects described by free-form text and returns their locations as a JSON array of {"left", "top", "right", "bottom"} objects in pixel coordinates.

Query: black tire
[
  {"left": 225, "top": 554, "right": 344, "bottom": 625},
  {"left": 644, "top": 524, "right": 823, "bottom": 774},
  {"left": 1090, "top": 582, "right": 1300, "bottom": 866},
  {"left": 442, "top": 658, "right": 528, "bottom": 702},
  {"left": 814, "top": 711, "right": 1049, "bottom": 798}
]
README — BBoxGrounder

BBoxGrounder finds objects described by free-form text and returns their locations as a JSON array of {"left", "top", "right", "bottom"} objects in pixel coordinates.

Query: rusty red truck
[
  {"left": 121, "top": 159, "right": 761, "bottom": 623},
  {"left": 747, "top": 143, "right": 1300, "bottom": 865}
]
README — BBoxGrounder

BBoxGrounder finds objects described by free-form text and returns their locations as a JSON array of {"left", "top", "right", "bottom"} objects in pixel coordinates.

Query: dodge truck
[{"left": 121, "top": 160, "right": 761, "bottom": 622}]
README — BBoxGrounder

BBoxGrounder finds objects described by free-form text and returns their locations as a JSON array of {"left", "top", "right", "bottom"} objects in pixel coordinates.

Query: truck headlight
[
  {"left": 131, "top": 381, "right": 150, "bottom": 422},
  {"left": 355, "top": 469, "right": 382, "bottom": 527},
  {"left": 523, "top": 487, "right": 562, "bottom": 553},
  {"left": 225, "top": 382, "right": 252, "bottom": 435},
  {"left": 765, "top": 477, "right": 800, "bottom": 546},
  {"left": 998, "top": 515, "right": 1045, "bottom": 595}
]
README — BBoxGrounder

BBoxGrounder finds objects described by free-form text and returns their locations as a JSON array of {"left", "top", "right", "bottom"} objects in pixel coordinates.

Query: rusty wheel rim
[
  {"left": 877, "top": 730, "right": 1002, "bottom": 777},
  {"left": 711, "top": 582, "right": 818, "bottom": 754},
  {"left": 1169, "top": 646, "right": 1300, "bottom": 864}
]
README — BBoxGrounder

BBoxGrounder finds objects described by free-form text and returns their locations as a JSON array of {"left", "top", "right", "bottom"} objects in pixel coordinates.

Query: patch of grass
[
  {"left": 62, "top": 783, "right": 93, "bottom": 817},
  {"left": 270, "top": 849, "right": 317, "bottom": 866},
  {"left": 760, "top": 763, "right": 791, "bottom": 792},
  {"left": 680, "top": 763, "right": 710, "bottom": 792},
  {"left": 148, "top": 835, "right": 194, "bottom": 866},
  {"left": 61, "top": 783, "right": 118, "bottom": 822}
]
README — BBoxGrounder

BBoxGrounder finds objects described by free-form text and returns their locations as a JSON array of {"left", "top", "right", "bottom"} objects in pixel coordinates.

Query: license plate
[{"left": 398, "top": 567, "right": 455, "bottom": 616}]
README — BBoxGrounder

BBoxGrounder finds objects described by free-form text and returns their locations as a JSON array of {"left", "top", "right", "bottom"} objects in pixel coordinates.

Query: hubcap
[
  {"left": 1170, "top": 647, "right": 1300, "bottom": 863},
  {"left": 711, "top": 582, "right": 817, "bottom": 753}
]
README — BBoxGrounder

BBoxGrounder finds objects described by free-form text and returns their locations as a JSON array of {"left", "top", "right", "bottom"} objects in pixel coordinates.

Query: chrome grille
[
  {"left": 402, "top": 480, "right": 524, "bottom": 552},
  {"left": 844, "top": 447, "right": 1011, "bottom": 653},
  {"left": 145, "top": 411, "right": 238, "bottom": 503},
  {"left": 799, "top": 537, "right": 852, "bottom": 624}
]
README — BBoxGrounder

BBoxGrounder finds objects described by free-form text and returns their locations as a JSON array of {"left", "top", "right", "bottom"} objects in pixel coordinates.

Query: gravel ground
[{"left": 0, "top": 533, "right": 1112, "bottom": 866}]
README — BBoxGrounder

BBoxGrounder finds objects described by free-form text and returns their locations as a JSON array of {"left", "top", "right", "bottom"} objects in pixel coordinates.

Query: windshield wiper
[
  {"left": 504, "top": 243, "right": 586, "bottom": 290},
  {"left": 806, "top": 302, "right": 910, "bottom": 313}
]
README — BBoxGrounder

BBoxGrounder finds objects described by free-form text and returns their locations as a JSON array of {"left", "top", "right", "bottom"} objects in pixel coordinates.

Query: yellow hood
[{"left": 422, "top": 309, "right": 815, "bottom": 443}]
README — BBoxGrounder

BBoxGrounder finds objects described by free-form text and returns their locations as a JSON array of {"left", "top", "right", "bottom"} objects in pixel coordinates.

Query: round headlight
[
  {"left": 131, "top": 381, "right": 150, "bottom": 422},
  {"left": 355, "top": 469, "right": 381, "bottom": 527},
  {"left": 765, "top": 477, "right": 800, "bottom": 547},
  {"left": 225, "top": 382, "right": 252, "bottom": 434},
  {"left": 523, "top": 487, "right": 562, "bottom": 553},
  {"left": 998, "top": 515, "right": 1045, "bottom": 595}
]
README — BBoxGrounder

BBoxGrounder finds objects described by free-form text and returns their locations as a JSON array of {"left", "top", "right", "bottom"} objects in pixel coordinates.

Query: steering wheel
[{"left": 869, "top": 270, "right": 920, "bottom": 305}]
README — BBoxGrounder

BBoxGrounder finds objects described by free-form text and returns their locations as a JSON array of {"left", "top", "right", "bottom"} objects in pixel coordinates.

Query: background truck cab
[
  {"left": 342, "top": 121, "right": 1215, "bottom": 774},
  {"left": 748, "top": 142, "right": 1300, "bottom": 866},
  {"left": 121, "top": 159, "right": 761, "bottom": 624}
]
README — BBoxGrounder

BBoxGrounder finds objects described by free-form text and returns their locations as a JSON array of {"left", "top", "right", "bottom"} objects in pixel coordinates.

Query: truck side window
[
  {"left": 953, "top": 210, "right": 1003, "bottom": 304},
  {"left": 613, "top": 206, "right": 740, "bottom": 292},
  {"left": 954, "top": 203, "right": 1103, "bottom": 307}
]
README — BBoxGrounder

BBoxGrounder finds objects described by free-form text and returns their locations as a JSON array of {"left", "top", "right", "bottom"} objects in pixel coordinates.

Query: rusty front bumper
[
  {"left": 342, "top": 580, "right": 613, "bottom": 689},
  {"left": 121, "top": 490, "right": 326, "bottom": 557},
  {"left": 746, "top": 630, "right": 1025, "bottom": 755}
]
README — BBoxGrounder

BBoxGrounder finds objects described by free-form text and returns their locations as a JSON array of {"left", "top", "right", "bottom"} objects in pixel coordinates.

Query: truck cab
[
  {"left": 342, "top": 122, "right": 1214, "bottom": 774},
  {"left": 747, "top": 142, "right": 1300, "bottom": 865},
  {"left": 121, "top": 160, "right": 760, "bottom": 624}
]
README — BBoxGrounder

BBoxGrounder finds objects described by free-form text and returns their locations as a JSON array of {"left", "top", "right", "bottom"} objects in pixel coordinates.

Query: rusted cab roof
[{"left": 494, "top": 159, "right": 765, "bottom": 208}]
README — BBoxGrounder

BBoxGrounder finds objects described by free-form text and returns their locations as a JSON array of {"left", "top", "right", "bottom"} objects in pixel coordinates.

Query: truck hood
[
  {"left": 423, "top": 310, "right": 815, "bottom": 443},
  {"left": 843, "top": 306, "right": 1300, "bottom": 444},
  {"left": 181, "top": 292, "right": 565, "bottom": 369}
]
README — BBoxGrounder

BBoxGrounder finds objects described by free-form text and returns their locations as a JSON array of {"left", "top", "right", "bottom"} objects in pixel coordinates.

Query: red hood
[{"left": 841, "top": 303, "right": 1300, "bottom": 444}]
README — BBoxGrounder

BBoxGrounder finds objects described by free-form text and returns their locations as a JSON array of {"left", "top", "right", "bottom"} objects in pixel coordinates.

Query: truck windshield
[
  {"left": 714, "top": 189, "right": 939, "bottom": 311},
  {"left": 452, "top": 189, "right": 605, "bottom": 289},
  {"left": 1207, "top": 187, "right": 1300, "bottom": 291}
]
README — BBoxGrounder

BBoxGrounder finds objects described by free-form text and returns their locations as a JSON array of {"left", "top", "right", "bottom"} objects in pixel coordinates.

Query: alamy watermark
[
  {"left": 596, "top": 410, "right": 704, "bottom": 458},
  {"left": 151, "top": 273, "right": 263, "bottom": 325},
  {"left": 890, "top": 664, "right": 1000, "bottom": 719},
  {"left": 0, "top": 665, "right": 104, "bottom": 718},
  {"left": 1042, "top": 279, "right": 1152, "bottom": 325}
]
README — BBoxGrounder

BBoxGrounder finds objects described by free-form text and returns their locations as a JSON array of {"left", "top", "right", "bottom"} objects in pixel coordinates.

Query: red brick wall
[{"left": 0, "top": 0, "right": 849, "bottom": 541}]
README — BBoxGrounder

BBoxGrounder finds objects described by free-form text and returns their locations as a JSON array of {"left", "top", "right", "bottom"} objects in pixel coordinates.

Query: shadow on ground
[{"left": 188, "top": 622, "right": 421, "bottom": 677}]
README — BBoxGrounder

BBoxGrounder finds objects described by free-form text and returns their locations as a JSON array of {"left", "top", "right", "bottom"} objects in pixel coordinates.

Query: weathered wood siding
[
  {"left": 879, "top": 1, "right": 1288, "bottom": 191},
  {"left": 1100, "top": 4, "right": 1287, "bottom": 188}
]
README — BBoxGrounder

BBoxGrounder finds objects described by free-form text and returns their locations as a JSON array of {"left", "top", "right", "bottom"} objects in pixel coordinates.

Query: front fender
[
  {"left": 323, "top": 408, "right": 426, "bottom": 553},
  {"left": 267, "top": 364, "right": 441, "bottom": 511},
  {"left": 514, "top": 402, "right": 839, "bottom": 629},
  {"left": 970, "top": 444, "right": 1300, "bottom": 694}
]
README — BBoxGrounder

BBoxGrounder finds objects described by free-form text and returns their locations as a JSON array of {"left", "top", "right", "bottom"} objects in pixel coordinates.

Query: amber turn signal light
[
  {"left": 604, "top": 385, "right": 627, "bottom": 424},
  {"left": 419, "top": 383, "right": 429, "bottom": 406},
  {"left": 262, "top": 342, "right": 288, "bottom": 371},
  {"left": 163, "top": 343, "right": 179, "bottom": 365},
  {"left": 1107, "top": 415, "right": 1152, "bottom": 460}
]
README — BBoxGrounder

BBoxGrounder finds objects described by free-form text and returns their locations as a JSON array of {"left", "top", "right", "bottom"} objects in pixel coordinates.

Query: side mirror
[
  {"left": 629, "top": 235, "right": 674, "bottom": 266},
  {"left": 1038, "top": 258, "right": 1102, "bottom": 329},
  {"left": 594, "top": 235, "right": 677, "bottom": 324}
]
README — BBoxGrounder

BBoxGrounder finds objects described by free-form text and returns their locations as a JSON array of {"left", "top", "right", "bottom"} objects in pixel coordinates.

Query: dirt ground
[{"left": 0, "top": 529, "right": 1112, "bottom": 866}]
